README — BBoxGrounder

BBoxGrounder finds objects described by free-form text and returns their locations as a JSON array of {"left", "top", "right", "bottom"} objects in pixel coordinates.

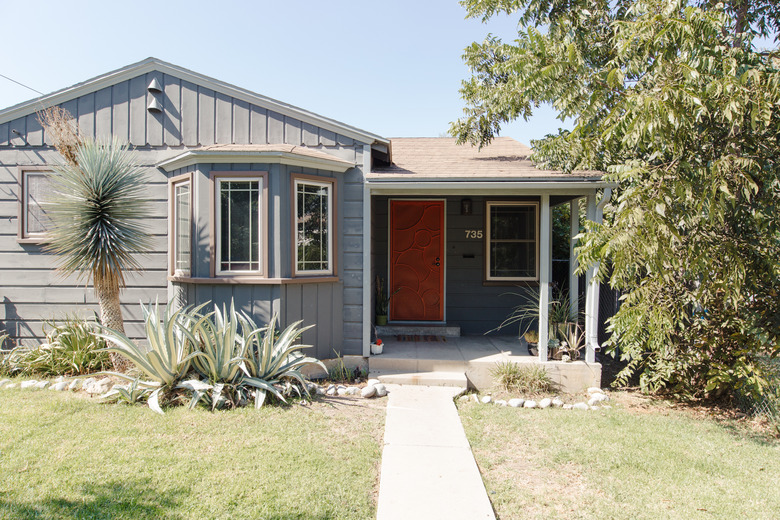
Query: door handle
[{"left": 434, "top": 262, "right": 440, "bottom": 267}]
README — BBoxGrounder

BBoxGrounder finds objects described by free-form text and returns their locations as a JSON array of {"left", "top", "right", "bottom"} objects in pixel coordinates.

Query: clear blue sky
[{"left": 0, "top": 0, "right": 570, "bottom": 145}]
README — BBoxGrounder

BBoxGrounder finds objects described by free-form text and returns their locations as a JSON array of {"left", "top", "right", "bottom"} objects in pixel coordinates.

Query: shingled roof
[{"left": 369, "top": 137, "right": 601, "bottom": 181}]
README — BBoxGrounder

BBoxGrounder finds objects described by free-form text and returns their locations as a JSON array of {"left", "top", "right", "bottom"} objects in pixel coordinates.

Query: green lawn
[
  {"left": 0, "top": 386, "right": 385, "bottom": 520},
  {"left": 459, "top": 394, "right": 780, "bottom": 520}
]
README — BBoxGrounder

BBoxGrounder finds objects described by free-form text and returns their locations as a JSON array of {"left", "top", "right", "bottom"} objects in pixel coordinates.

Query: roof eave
[
  {"left": 0, "top": 57, "right": 389, "bottom": 147},
  {"left": 158, "top": 149, "right": 356, "bottom": 173}
]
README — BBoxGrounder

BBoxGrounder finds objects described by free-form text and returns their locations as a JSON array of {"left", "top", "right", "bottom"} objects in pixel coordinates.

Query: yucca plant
[
  {"left": 242, "top": 315, "right": 324, "bottom": 408},
  {"left": 44, "top": 136, "right": 151, "bottom": 372}
]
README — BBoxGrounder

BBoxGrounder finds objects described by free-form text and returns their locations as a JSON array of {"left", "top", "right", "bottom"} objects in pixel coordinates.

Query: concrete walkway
[{"left": 376, "top": 385, "right": 496, "bottom": 520}]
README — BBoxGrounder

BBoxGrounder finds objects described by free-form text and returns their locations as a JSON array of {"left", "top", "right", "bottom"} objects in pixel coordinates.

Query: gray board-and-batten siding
[{"left": 0, "top": 66, "right": 369, "bottom": 358}]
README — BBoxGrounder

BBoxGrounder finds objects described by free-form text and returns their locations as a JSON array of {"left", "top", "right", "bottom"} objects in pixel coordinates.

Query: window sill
[
  {"left": 17, "top": 237, "right": 47, "bottom": 245},
  {"left": 168, "top": 276, "right": 340, "bottom": 285}
]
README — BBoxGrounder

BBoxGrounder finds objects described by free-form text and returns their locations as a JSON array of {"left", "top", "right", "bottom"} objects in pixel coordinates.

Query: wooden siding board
[
  {"left": 181, "top": 80, "right": 198, "bottom": 146},
  {"left": 112, "top": 81, "right": 130, "bottom": 141},
  {"left": 316, "top": 283, "right": 332, "bottom": 357},
  {"left": 215, "top": 92, "right": 232, "bottom": 144},
  {"left": 267, "top": 111, "right": 283, "bottom": 143},
  {"left": 0, "top": 122, "right": 8, "bottom": 146},
  {"left": 284, "top": 117, "right": 302, "bottom": 145},
  {"left": 249, "top": 105, "right": 267, "bottom": 144},
  {"left": 302, "top": 122, "right": 318, "bottom": 146},
  {"left": 232, "top": 99, "right": 250, "bottom": 144},
  {"left": 319, "top": 128, "right": 336, "bottom": 147},
  {"left": 336, "top": 134, "right": 354, "bottom": 147},
  {"left": 285, "top": 284, "right": 302, "bottom": 324},
  {"left": 163, "top": 75, "right": 182, "bottom": 146},
  {"left": 129, "top": 75, "right": 146, "bottom": 145},
  {"left": 77, "top": 93, "right": 95, "bottom": 138},
  {"left": 95, "top": 87, "right": 113, "bottom": 140},
  {"left": 301, "top": 284, "right": 318, "bottom": 349},
  {"left": 25, "top": 114, "right": 43, "bottom": 146},
  {"left": 9, "top": 117, "right": 25, "bottom": 146},
  {"left": 198, "top": 87, "right": 216, "bottom": 145}
]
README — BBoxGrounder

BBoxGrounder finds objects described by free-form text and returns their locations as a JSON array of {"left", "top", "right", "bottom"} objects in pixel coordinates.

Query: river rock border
[{"left": 461, "top": 386, "right": 611, "bottom": 410}]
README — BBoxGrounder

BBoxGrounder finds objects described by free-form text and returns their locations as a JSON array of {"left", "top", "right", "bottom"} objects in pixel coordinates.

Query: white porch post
[
  {"left": 362, "top": 146, "right": 373, "bottom": 358},
  {"left": 538, "top": 194, "right": 551, "bottom": 362},
  {"left": 584, "top": 189, "right": 611, "bottom": 363},
  {"left": 569, "top": 198, "right": 579, "bottom": 321}
]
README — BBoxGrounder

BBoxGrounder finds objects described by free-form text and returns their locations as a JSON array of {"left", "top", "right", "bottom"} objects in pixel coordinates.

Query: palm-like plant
[{"left": 45, "top": 137, "right": 151, "bottom": 371}]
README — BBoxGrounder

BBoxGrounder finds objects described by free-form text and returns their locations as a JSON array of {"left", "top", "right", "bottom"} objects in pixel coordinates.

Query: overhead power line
[{"left": 0, "top": 73, "right": 44, "bottom": 95}]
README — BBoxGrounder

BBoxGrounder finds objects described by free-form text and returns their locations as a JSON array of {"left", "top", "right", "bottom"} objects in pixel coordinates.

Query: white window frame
[
  {"left": 169, "top": 174, "right": 192, "bottom": 277},
  {"left": 18, "top": 168, "right": 54, "bottom": 243},
  {"left": 485, "top": 201, "right": 540, "bottom": 282},
  {"left": 293, "top": 176, "right": 334, "bottom": 276},
  {"left": 213, "top": 173, "right": 266, "bottom": 277}
]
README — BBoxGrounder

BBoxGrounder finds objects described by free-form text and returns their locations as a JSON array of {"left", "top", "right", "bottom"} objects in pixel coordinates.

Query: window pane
[
  {"left": 26, "top": 174, "right": 54, "bottom": 235},
  {"left": 219, "top": 180, "right": 260, "bottom": 272},
  {"left": 488, "top": 204, "right": 537, "bottom": 279},
  {"left": 296, "top": 182, "right": 330, "bottom": 272},
  {"left": 174, "top": 182, "right": 191, "bottom": 274}
]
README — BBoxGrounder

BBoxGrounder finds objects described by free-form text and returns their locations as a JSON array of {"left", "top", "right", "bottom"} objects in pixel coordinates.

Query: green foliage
[
  {"left": 102, "top": 377, "right": 153, "bottom": 405},
  {"left": 454, "top": 0, "right": 780, "bottom": 398},
  {"left": 489, "top": 361, "right": 556, "bottom": 393},
  {"left": 45, "top": 137, "right": 151, "bottom": 289},
  {"left": 97, "top": 301, "right": 200, "bottom": 389},
  {"left": 0, "top": 316, "right": 109, "bottom": 377},
  {"left": 97, "top": 300, "right": 324, "bottom": 413}
]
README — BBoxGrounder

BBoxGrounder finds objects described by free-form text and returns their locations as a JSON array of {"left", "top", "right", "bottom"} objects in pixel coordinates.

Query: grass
[
  {"left": 0, "top": 384, "right": 385, "bottom": 520},
  {"left": 459, "top": 392, "right": 780, "bottom": 520}
]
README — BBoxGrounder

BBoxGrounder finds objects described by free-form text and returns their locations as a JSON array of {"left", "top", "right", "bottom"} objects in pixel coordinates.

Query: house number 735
[{"left": 465, "top": 230, "right": 483, "bottom": 239}]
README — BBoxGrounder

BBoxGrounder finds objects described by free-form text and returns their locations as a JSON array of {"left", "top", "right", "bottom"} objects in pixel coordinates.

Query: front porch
[{"left": 368, "top": 335, "right": 602, "bottom": 393}]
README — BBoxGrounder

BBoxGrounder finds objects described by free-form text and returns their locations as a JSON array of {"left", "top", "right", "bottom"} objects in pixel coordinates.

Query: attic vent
[
  {"left": 147, "top": 98, "right": 163, "bottom": 113},
  {"left": 147, "top": 78, "right": 163, "bottom": 92}
]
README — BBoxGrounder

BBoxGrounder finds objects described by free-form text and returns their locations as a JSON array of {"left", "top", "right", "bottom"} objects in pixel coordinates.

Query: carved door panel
[{"left": 389, "top": 200, "right": 444, "bottom": 321}]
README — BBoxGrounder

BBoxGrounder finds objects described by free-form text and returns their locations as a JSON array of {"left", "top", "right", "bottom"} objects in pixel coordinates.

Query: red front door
[{"left": 389, "top": 200, "right": 444, "bottom": 321}]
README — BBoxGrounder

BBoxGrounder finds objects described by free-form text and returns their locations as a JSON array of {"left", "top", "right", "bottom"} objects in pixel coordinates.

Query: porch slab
[{"left": 368, "top": 335, "right": 601, "bottom": 393}]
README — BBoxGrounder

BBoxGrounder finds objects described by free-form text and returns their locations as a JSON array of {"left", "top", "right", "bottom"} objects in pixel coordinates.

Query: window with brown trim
[
  {"left": 485, "top": 201, "right": 539, "bottom": 281},
  {"left": 19, "top": 169, "right": 55, "bottom": 242},
  {"left": 293, "top": 175, "right": 335, "bottom": 276},
  {"left": 169, "top": 174, "right": 192, "bottom": 276},
  {"left": 211, "top": 172, "right": 268, "bottom": 277}
]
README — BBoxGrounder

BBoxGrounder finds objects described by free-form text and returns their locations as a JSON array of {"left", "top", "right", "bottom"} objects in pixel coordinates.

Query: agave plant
[
  {"left": 189, "top": 301, "right": 260, "bottom": 385},
  {"left": 44, "top": 136, "right": 152, "bottom": 372},
  {"left": 95, "top": 301, "right": 204, "bottom": 413},
  {"left": 102, "top": 377, "right": 154, "bottom": 405},
  {"left": 242, "top": 315, "right": 324, "bottom": 408}
]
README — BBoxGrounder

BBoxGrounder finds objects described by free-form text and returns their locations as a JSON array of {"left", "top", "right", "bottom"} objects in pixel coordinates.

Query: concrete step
[
  {"left": 376, "top": 324, "right": 461, "bottom": 337},
  {"left": 369, "top": 356, "right": 466, "bottom": 374},
  {"left": 370, "top": 369, "right": 468, "bottom": 388}
]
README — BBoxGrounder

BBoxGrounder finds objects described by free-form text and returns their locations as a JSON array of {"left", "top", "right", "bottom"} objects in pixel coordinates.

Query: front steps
[
  {"left": 371, "top": 370, "right": 468, "bottom": 388},
  {"left": 375, "top": 324, "right": 461, "bottom": 337}
]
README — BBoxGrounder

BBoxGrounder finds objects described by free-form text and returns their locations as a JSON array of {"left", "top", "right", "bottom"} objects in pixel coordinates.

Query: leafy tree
[
  {"left": 44, "top": 132, "right": 151, "bottom": 372},
  {"left": 452, "top": 0, "right": 780, "bottom": 398}
]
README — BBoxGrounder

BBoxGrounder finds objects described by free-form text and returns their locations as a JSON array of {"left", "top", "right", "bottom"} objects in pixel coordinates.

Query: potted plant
[
  {"left": 375, "top": 276, "right": 391, "bottom": 325},
  {"left": 523, "top": 330, "right": 539, "bottom": 356}
]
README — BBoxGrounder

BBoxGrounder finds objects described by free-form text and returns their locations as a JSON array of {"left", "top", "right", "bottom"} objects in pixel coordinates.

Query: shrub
[
  {"left": 0, "top": 315, "right": 109, "bottom": 377},
  {"left": 490, "top": 362, "right": 556, "bottom": 394}
]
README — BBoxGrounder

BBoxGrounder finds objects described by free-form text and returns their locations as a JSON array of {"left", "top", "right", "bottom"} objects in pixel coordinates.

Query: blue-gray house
[{"left": 0, "top": 58, "right": 611, "bottom": 388}]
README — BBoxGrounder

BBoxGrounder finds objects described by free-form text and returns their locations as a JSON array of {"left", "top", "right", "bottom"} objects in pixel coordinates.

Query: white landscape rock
[
  {"left": 50, "top": 382, "right": 69, "bottom": 391},
  {"left": 539, "top": 398, "right": 552, "bottom": 409},
  {"left": 68, "top": 379, "right": 82, "bottom": 391},
  {"left": 0, "top": 379, "right": 11, "bottom": 389},
  {"left": 361, "top": 385, "right": 377, "bottom": 398},
  {"left": 4, "top": 383, "right": 17, "bottom": 390},
  {"left": 346, "top": 387, "right": 360, "bottom": 396},
  {"left": 508, "top": 398, "right": 525, "bottom": 408},
  {"left": 471, "top": 394, "right": 480, "bottom": 403},
  {"left": 552, "top": 397, "right": 564, "bottom": 407},
  {"left": 315, "top": 385, "right": 326, "bottom": 395},
  {"left": 337, "top": 387, "right": 348, "bottom": 396},
  {"left": 366, "top": 378, "right": 380, "bottom": 387},
  {"left": 34, "top": 381, "right": 50, "bottom": 389},
  {"left": 459, "top": 394, "right": 470, "bottom": 402},
  {"left": 374, "top": 383, "right": 388, "bottom": 397},
  {"left": 326, "top": 384, "right": 336, "bottom": 396},
  {"left": 587, "top": 387, "right": 605, "bottom": 395},
  {"left": 20, "top": 380, "right": 38, "bottom": 389},
  {"left": 82, "top": 378, "right": 96, "bottom": 392},
  {"left": 523, "top": 400, "right": 538, "bottom": 409},
  {"left": 495, "top": 399, "right": 507, "bottom": 407},
  {"left": 562, "top": 403, "right": 574, "bottom": 410},
  {"left": 481, "top": 395, "right": 492, "bottom": 404},
  {"left": 573, "top": 402, "right": 589, "bottom": 410},
  {"left": 588, "top": 393, "right": 609, "bottom": 406}
]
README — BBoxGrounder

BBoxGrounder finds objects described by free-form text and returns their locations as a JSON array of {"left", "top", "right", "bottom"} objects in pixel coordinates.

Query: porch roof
[{"left": 369, "top": 137, "right": 602, "bottom": 182}]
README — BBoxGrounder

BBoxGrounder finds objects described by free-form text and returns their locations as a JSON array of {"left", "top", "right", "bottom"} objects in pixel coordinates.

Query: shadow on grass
[
  {"left": 0, "top": 479, "right": 185, "bottom": 520},
  {"left": 0, "top": 479, "right": 350, "bottom": 520}
]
